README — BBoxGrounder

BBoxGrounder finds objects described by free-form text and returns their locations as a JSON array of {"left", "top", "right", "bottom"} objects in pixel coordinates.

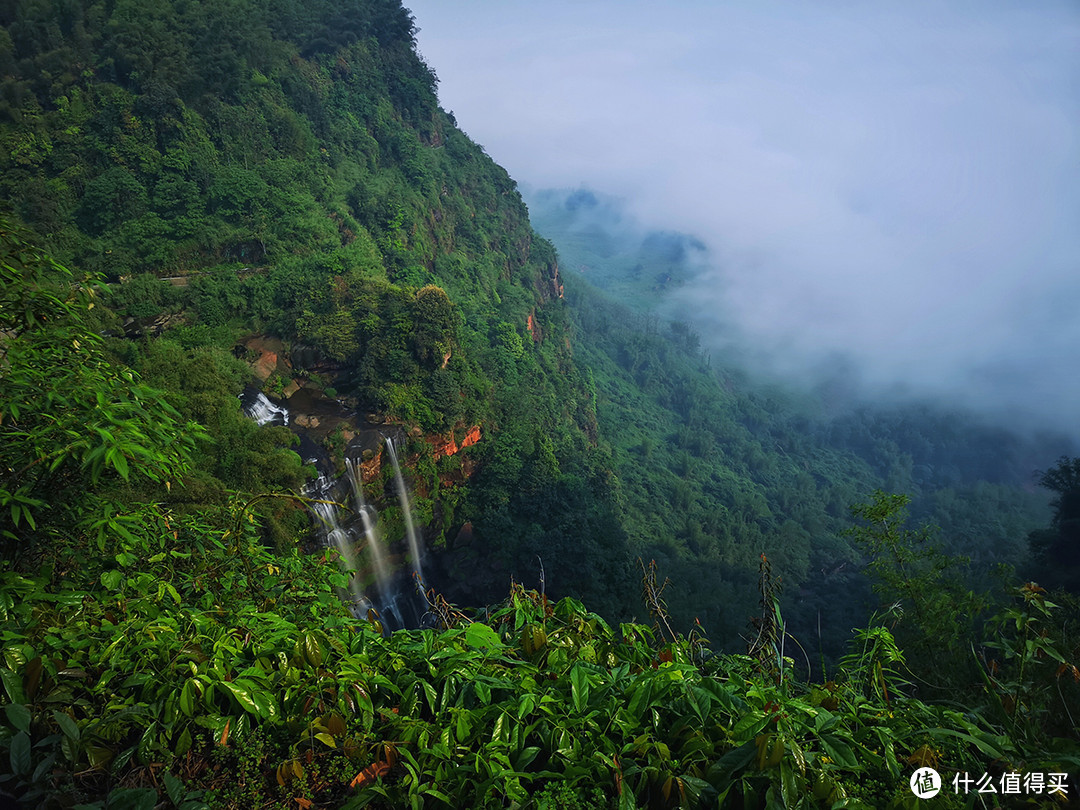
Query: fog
[{"left": 407, "top": 1, "right": 1080, "bottom": 435}]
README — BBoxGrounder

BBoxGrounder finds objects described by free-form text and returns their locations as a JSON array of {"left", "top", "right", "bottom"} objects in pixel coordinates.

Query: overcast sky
[{"left": 407, "top": 1, "right": 1080, "bottom": 435}]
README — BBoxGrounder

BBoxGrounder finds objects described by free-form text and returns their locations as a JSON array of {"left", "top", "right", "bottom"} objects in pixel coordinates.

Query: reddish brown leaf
[{"left": 349, "top": 761, "right": 390, "bottom": 789}]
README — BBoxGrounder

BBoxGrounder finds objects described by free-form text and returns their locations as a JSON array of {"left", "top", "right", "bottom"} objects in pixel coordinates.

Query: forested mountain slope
[
  {"left": 1, "top": 1, "right": 1078, "bottom": 807},
  {"left": 1, "top": 0, "right": 631, "bottom": 617},
  {"left": 526, "top": 188, "right": 1062, "bottom": 650}
]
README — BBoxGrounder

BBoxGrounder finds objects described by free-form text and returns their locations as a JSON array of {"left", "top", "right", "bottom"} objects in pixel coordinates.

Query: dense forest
[{"left": 0, "top": 1, "right": 1077, "bottom": 807}]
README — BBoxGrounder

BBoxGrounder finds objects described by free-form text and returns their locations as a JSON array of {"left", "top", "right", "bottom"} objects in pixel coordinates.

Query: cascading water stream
[
  {"left": 240, "top": 393, "right": 430, "bottom": 630},
  {"left": 311, "top": 495, "right": 372, "bottom": 616},
  {"left": 243, "top": 391, "right": 289, "bottom": 426},
  {"left": 384, "top": 436, "right": 425, "bottom": 588},
  {"left": 345, "top": 458, "right": 392, "bottom": 605}
]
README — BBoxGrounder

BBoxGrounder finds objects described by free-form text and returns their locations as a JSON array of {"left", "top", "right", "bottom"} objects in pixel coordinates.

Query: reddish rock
[
  {"left": 253, "top": 351, "right": 278, "bottom": 381},
  {"left": 460, "top": 424, "right": 482, "bottom": 450},
  {"left": 426, "top": 425, "right": 482, "bottom": 460},
  {"left": 359, "top": 447, "right": 382, "bottom": 483},
  {"left": 244, "top": 336, "right": 291, "bottom": 381},
  {"left": 526, "top": 313, "right": 540, "bottom": 343}
]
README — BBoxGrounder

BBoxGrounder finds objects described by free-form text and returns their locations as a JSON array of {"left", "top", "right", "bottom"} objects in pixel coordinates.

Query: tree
[
  {"left": 410, "top": 284, "right": 455, "bottom": 367},
  {"left": 847, "top": 491, "right": 986, "bottom": 691},
  {"left": 1029, "top": 456, "right": 1080, "bottom": 580},
  {"left": 0, "top": 221, "right": 202, "bottom": 556},
  {"left": 77, "top": 167, "right": 148, "bottom": 235}
]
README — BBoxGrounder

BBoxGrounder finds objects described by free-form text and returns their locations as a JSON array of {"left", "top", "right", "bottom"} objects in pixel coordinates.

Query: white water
[
  {"left": 312, "top": 497, "right": 372, "bottom": 616},
  {"left": 240, "top": 396, "right": 428, "bottom": 629},
  {"left": 346, "top": 458, "right": 393, "bottom": 604},
  {"left": 244, "top": 392, "right": 289, "bottom": 426},
  {"left": 385, "top": 437, "right": 425, "bottom": 587}
]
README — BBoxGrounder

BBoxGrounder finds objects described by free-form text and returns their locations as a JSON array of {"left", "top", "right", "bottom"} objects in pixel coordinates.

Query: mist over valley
[{"left": 410, "top": 0, "right": 1080, "bottom": 438}]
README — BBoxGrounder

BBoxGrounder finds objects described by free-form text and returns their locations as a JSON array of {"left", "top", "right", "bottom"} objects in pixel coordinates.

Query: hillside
[
  {"left": 526, "top": 188, "right": 1061, "bottom": 651},
  {"left": 1, "top": 1, "right": 1078, "bottom": 807}
]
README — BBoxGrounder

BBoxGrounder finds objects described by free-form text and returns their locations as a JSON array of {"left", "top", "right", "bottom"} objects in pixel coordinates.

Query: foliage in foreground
[{"left": 0, "top": 492, "right": 1077, "bottom": 809}]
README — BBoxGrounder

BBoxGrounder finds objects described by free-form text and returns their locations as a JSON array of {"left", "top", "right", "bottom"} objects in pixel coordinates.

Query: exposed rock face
[
  {"left": 426, "top": 425, "right": 483, "bottom": 460},
  {"left": 358, "top": 446, "right": 383, "bottom": 483},
  {"left": 549, "top": 261, "right": 564, "bottom": 299},
  {"left": 526, "top": 312, "right": 541, "bottom": 343},
  {"left": 460, "top": 424, "right": 482, "bottom": 450},
  {"left": 243, "top": 336, "right": 291, "bottom": 381},
  {"left": 254, "top": 352, "right": 278, "bottom": 381}
]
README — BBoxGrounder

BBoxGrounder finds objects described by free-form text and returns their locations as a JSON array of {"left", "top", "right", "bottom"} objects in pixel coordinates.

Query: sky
[{"left": 406, "top": 1, "right": 1080, "bottom": 434}]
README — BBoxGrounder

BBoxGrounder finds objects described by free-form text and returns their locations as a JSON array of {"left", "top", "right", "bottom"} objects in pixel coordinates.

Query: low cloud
[{"left": 409, "top": 0, "right": 1080, "bottom": 434}]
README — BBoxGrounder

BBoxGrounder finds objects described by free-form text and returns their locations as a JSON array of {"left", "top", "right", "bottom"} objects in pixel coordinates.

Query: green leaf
[
  {"left": 420, "top": 679, "right": 437, "bottom": 715},
  {"left": 420, "top": 787, "right": 452, "bottom": 803},
  {"left": 571, "top": 665, "right": 590, "bottom": 713},
  {"left": 514, "top": 746, "right": 541, "bottom": 770},
  {"left": 53, "top": 709, "right": 79, "bottom": 741},
  {"left": 706, "top": 741, "right": 757, "bottom": 783},
  {"left": 4, "top": 702, "right": 31, "bottom": 733},
  {"left": 925, "top": 728, "right": 1006, "bottom": 761},
  {"left": 104, "top": 787, "right": 157, "bottom": 810},
  {"left": 0, "top": 667, "right": 25, "bottom": 703},
  {"left": 819, "top": 734, "right": 860, "bottom": 770},
  {"left": 627, "top": 680, "right": 652, "bottom": 719},
  {"left": 474, "top": 681, "right": 491, "bottom": 705},
  {"left": 32, "top": 753, "right": 56, "bottom": 784},
  {"left": 731, "top": 711, "right": 769, "bottom": 743},
  {"left": 179, "top": 679, "right": 198, "bottom": 718},
  {"left": 464, "top": 622, "right": 503, "bottom": 649},
  {"left": 780, "top": 762, "right": 798, "bottom": 806},
  {"left": 301, "top": 631, "right": 325, "bottom": 667},
  {"left": 174, "top": 727, "right": 193, "bottom": 758},
  {"left": 686, "top": 684, "right": 709, "bottom": 724},
  {"left": 218, "top": 681, "right": 262, "bottom": 717},
  {"left": 517, "top": 693, "right": 537, "bottom": 720},
  {"left": 163, "top": 772, "right": 185, "bottom": 807},
  {"left": 456, "top": 709, "right": 471, "bottom": 742},
  {"left": 101, "top": 570, "right": 123, "bottom": 591},
  {"left": 10, "top": 730, "right": 30, "bottom": 776},
  {"left": 245, "top": 686, "right": 272, "bottom": 719},
  {"left": 314, "top": 732, "right": 336, "bottom": 748}
]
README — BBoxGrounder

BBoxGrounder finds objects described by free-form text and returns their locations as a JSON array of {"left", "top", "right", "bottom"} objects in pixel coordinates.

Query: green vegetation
[
  {"left": 2, "top": 495, "right": 1077, "bottom": 807},
  {"left": 1, "top": 0, "right": 1078, "bottom": 806}
]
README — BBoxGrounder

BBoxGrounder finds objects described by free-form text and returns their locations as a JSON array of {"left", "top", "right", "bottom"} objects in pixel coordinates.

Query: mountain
[{"left": 1, "top": 1, "right": 1077, "bottom": 807}]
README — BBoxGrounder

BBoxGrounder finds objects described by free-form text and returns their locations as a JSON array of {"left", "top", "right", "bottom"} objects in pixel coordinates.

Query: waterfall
[
  {"left": 241, "top": 392, "right": 429, "bottom": 631},
  {"left": 243, "top": 392, "right": 289, "bottom": 426},
  {"left": 345, "top": 458, "right": 392, "bottom": 604},
  {"left": 311, "top": 495, "right": 372, "bottom": 616},
  {"left": 384, "top": 436, "right": 425, "bottom": 587}
]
